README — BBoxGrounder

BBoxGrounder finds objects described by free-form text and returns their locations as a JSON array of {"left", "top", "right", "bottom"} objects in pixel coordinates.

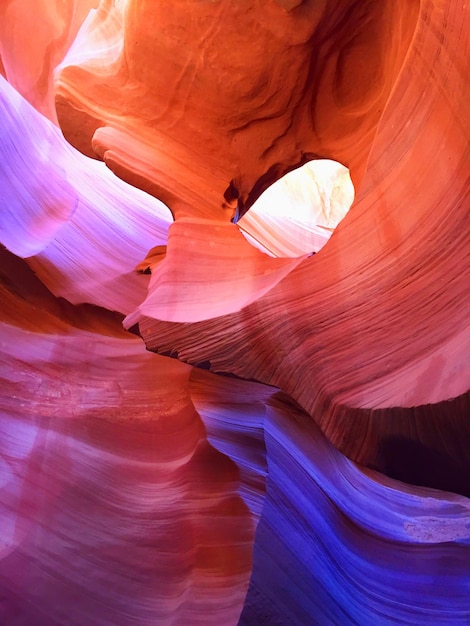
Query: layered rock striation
[{"left": 0, "top": 0, "right": 469, "bottom": 624}]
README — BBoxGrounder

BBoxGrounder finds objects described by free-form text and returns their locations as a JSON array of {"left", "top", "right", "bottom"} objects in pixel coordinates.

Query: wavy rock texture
[
  {"left": 54, "top": 0, "right": 420, "bottom": 209},
  {"left": 241, "top": 396, "right": 470, "bottom": 626},
  {"left": 0, "top": 250, "right": 264, "bottom": 625},
  {"left": 0, "top": 0, "right": 469, "bottom": 625},
  {"left": 131, "top": 0, "right": 470, "bottom": 486},
  {"left": 0, "top": 76, "right": 172, "bottom": 314},
  {"left": 0, "top": 0, "right": 99, "bottom": 121}
]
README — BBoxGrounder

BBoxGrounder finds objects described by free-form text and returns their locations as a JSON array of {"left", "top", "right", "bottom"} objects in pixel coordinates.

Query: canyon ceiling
[{"left": 0, "top": 1, "right": 469, "bottom": 625}]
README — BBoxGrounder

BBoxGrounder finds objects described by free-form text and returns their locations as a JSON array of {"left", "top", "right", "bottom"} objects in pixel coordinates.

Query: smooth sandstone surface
[
  {"left": 0, "top": 251, "right": 263, "bottom": 625},
  {"left": 0, "top": 0, "right": 469, "bottom": 624},
  {"left": 131, "top": 0, "right": 470, "bottom": 477}
]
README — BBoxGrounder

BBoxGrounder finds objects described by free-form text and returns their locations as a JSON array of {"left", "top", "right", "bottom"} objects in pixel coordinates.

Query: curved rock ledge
[{"left": 0, "top": 0, "right": 469, "bottom": 624}]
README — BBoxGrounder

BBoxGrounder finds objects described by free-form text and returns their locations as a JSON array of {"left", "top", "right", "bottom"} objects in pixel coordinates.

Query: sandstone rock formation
[{"left": 0, "top": 1, "right": 469, "bottom": 624}]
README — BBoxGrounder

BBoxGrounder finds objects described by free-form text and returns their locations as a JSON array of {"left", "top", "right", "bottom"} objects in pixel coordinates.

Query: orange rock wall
[{"left": 0, "top": 0, "right": 469, "bottom": 624}]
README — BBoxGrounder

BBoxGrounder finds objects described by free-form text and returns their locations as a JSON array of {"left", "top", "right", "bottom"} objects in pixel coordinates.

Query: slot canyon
[{"left": 0, "top": 1, "right": 469, "bottom": 624}]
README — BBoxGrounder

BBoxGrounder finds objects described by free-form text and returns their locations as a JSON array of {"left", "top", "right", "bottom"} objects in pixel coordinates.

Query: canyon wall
[{"left": 1, "top": 1, "right": 469, "bottom": 624}]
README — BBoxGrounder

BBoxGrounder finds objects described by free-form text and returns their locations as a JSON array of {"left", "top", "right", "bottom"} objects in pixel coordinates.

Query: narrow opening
[{"left": 237, "top": 159, "right": 354, "bottom": 258}]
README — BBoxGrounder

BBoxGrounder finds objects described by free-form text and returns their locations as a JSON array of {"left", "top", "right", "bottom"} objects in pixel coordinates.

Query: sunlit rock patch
[{"left": 238, "top": 160, "right": 354, "bottom": 258}]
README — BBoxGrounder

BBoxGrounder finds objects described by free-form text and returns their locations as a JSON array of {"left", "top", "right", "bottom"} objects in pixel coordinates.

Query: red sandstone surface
[{"left": 0, "top": 1, "right": 469, "bottom": 624}]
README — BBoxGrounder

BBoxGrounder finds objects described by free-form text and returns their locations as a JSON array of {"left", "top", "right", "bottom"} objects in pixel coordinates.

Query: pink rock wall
[{"left": 0, "top": 1, "right": 469, "bottom": 624}]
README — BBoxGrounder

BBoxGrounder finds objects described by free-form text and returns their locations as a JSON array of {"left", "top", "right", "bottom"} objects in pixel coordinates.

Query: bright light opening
[{"left": 237, "top": 159, "right": 354, "bottom": 258}]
